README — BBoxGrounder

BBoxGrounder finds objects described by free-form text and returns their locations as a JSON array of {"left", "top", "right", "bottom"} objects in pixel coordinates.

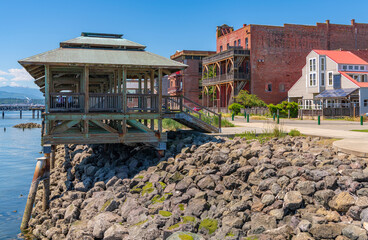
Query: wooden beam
[
  {"left": 51, "top": 120, "right": 79, "bottom": 134},
  {"left": 127, "top": 119, "right": 153, "bottom": 132},
  {"left": 91, "top": 120, "right": 118, "bottom": 133},
  {"left": 45, "top": 65, "right": 50, "bottom": 113},
  {"left": 158, "top": 68, "right": 162, "bottom": 133},
  {"left": 84, "top": 66, "right": 89, "bottom": 113}
]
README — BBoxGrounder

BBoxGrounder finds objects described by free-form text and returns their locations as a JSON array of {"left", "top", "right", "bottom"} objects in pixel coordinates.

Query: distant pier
[{"left": 0, "top": 104, "right": 45, "bottom": 119}]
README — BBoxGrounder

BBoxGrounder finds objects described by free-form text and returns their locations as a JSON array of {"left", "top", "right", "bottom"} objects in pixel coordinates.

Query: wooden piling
[
  {"left": 32, "top": 110, "right": 35, "bottom": 119},
  {"left": 37, "top": 110, "right": 40, "bottom": 118},
  {"left": 20, "top": 110, "right": 22, "bottom": 119},
  {"left": 2, "top": 111, "right": 4, "bottom": 119},
  {"left": 50, "top": 145, "right": 56, "bottom": 169}
]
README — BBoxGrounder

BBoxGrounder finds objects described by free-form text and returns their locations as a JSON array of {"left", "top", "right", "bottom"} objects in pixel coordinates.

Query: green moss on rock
[
  {"left": 134, "top": 219, "right": 148, "bottom": 226},
  {"left": 179, "top": 233, "right": 194, "bottom": 240},
  {"left": 141, "top": 182, "right": 154, "bottom": 195},
  {"left": 182, "top": 216, "right": 195, "bottom": 223},
  {"left": 151, "top": 195, "right": 166, "bottom": 204},
  {"left": 168, "top": 223, "right": 181, "bottom": 230},
  {"left": 178, "top": 204, "right": 185, "bottom": 211},
  {"left": 100, "top": 198, "right": 112, "bottom": 212},
  {"left": 159, "top": 210, "right": 172, "bottom": 217},
  {"left": 130, "top": 187, "right": 142, "bottom": 194},
  {"left": 159, "top": 181, "right": 167, "bottom": 189},
  {"left": 136, "top": 175, "right": 144, "bottom": 179},
  {"left": 199, "top": 218, "right": 218, "bottom": 234},
  {"left": 226, "top": 232, "right": 235, "bottom": 237}
]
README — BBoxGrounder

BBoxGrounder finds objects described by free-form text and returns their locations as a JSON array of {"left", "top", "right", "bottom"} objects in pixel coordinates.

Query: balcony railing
[
  {"left": 202, "top": 47, "right": 250, "bottom": 65},
  {"left": 49, "top": 93, "right": 159, "bottom": 113},
  {"left": 202, "top": 72, "right": 250, "bottom": 86}
]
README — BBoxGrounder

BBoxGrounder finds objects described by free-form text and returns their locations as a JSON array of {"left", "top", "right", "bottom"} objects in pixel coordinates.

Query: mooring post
[
  {"left": 32, "top": 110, "right": 35, "bottom": 119},
  {"left": 20, "top": 110, "right": 22, "bottom": 119},
  {"left": 20, "top": 145, "right": 51, "bottom": 231}
]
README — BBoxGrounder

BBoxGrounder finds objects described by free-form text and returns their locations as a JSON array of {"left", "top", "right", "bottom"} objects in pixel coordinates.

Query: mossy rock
[
  {"left": 182, "top": 216, "right": 195, "bottom": 223},
  {"left": 159, "top": 181, "right": 167, "bottom": 189},
  {"left": 133, "top": 219, "right": 148, "bottom": 226},
  {"left": 169, "top": 172, "right": 184, "bottom": 183},
  {"left": 130, "top": 187, "right": 142, "bottom": 194},
  {"left": 243, "top": 237, "right": 259, "bottom": 240},
  {"left": 151, "top": 195, "right": 166, "bottom": 204},
  {"left": 178, "top": 204, "right": 185, "bottom": 211},
  {"left": 168, "top": 223, "right": 181, "bottom": 230},
  {"left": 199, "top": 218, "right": 218, "bottom": 235},
  {"left": 135, "top": 175, "right": 144, "bottom": 179},
  {"left": 100, "top": 198, "right": 113, "bottom": 212},
  {"left": 159, "top": 210, "right": 172, "bottom": 217},
  {"left": 226, "top": 232, "right": 235, "bottom": 237},
  {"left": 141, "top": 182, "right": 154, "bottom": 195},
  {"left": 166, "top": 231, "right": 204, "bottom": 240}
]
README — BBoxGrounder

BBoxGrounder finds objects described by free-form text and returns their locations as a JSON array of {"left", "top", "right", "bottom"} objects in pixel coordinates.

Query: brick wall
[{"left": 216, "top": 21, "right": 368, "bottom": 104}]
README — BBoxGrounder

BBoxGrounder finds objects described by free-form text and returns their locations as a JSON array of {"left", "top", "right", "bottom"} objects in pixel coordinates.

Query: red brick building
[
  {"left": 169, "top": 50, "right": 216, "bottom": 107},
  {"left": 202, "top": 20, "right": 368, "bottom": 107}
]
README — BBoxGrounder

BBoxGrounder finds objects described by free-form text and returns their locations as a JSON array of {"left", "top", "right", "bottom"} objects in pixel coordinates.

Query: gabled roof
[
  {"left": 61, "top": 36, "right": 146, "bottom": 49},
  {"left": 313, "top": 50, "right": 368, "bottom": 65},
  {"left": 340, "top": 71, "right": 368, "bottom": 87}
]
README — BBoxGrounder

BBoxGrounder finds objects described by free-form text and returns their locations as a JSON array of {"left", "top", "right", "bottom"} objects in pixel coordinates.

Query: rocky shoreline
[
  {"left": 13, "top": 123, "right": 41, "bottom": 128},
  {"left": 24, "top": 131, "right": 368, "bottom": 240}
]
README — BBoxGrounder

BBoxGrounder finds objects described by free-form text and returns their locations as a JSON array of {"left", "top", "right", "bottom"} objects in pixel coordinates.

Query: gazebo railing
[
  {"left": 127, "top": 94, "right": 159, "bottom": 112},
  {"left": 89, "top": 93, "right": 122, "bottom": 112},
  {"left": 49, "top": 93, "right": 84, "bottom": 112}
]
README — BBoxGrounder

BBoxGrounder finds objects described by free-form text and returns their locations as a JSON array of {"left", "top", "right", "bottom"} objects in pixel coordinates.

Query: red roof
[
  {"left": 340, "top": 71, "right": 368, "bottom": 87},
  {"left": 314, "top": 50, "right": 368, "bottom": 65}
]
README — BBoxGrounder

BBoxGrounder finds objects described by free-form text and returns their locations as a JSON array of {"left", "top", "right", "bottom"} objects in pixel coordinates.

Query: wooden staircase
[{"left": 163, "top": 95, "right": 221, "bottom": 133}]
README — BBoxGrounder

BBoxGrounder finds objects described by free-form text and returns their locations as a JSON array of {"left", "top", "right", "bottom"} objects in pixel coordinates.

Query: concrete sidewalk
[{"left": 219, "top": 117, "right": 368, "bottom": 157}]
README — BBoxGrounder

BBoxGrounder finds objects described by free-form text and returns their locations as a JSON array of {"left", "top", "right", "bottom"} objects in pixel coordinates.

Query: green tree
[{"left": 235, "top": 90, "right": 266, "bottom": 108}]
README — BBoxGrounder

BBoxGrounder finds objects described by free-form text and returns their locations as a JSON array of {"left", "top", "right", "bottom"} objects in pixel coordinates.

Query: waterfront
[{"left": 0, "top": 111, "right": 42, "bottom": 239}]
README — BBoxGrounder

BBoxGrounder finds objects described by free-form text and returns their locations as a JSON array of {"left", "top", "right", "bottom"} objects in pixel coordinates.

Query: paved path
[{"left": 218, "top": 117, "right": 368, "bottom": 157}]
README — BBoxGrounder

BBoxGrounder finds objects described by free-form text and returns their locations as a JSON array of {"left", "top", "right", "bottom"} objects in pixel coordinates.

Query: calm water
[{"left": 0, "top": 111, "right": 42, "bottom": 239}]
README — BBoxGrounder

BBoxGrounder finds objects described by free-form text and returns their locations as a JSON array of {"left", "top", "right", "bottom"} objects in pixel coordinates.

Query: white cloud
[
  {"left": 0, "top": 68, "right": 34, "bottom": 82},
  {"left": 9, "top": 82, "right": 21, "bottom": 87},
  {"left": 0, "top": 77, "right": 7, "bottom": 81}
]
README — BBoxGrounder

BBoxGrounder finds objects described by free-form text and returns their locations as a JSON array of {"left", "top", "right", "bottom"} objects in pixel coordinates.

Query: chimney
[
  {"left": 351, "top": 19, "right": 356, "bottom": 25},
  {"left": 325, "top": 20, "right": 330, "bottom": 25},
  {"left": 243, "top": 24, "right": 247, "bottom": 27}
]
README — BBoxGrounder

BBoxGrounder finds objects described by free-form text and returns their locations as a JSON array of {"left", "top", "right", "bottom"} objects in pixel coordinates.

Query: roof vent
[{"left": 81, "top": 32, "right": 123, "bottom": 39}]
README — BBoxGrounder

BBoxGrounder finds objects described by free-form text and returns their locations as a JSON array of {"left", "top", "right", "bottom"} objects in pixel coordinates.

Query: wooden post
[
  {"left": 2, "top": 111, "right": 4, "bottom": 119},
  {"left": 32, "top": 110, "right": 35, "bottom": 119},
  {"left": 20, "top": 110, "right": 22, "bottom": 119},
  {"left": 84, "top": 66, "right": 89, "bottom": 135},
  {"left": 122, "top": 67, "right": 127, "bottom": 134},
  {"left": 50, "top": 145, "right": 56, "bottom": 169},
  {"left": 45, "top": 65, "right": 50, "bottom": 113},
  {"left": 150, "top": 70, "right": 155, "bottom": 130},
  {"left": 158, "top": 68, "right": 162, "bottom": 133},
  {"left": 42, "top": 152, "right": 50, "bottom": 212},
  {"left": 144, "top": 73, "right": 148, "bottom": 126}
]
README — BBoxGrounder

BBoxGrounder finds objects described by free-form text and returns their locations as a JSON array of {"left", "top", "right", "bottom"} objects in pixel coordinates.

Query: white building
[{"left": 288, "top": 50, "right": 368, "bottom": 115}]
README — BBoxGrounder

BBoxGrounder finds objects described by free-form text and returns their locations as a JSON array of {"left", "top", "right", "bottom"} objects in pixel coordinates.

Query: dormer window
[
  {"left": 349, "top": 65, "right": 353, "bottom": 70},
  {"left": 360, "top": 66, "right": 365, "bottom": 70},
  {"left": 354, "top": 65, "right": 359, "bottom": 70},
  {"left": 343, "top": 65, "right": 347, "bottom": 70}
]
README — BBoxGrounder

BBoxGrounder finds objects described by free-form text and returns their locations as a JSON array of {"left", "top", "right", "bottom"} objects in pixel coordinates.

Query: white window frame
[
  {"left": 309, "top": 58, "right": 316, "bottom": 72},
  {"left": 309, "top": 73, "right": 317, "bottom": 87},
  {"left": 328, "top": 71, "right": 333, "bottom": 86},
  {"left": 320, "top": 57, "right": 326, "bottom": 71}
]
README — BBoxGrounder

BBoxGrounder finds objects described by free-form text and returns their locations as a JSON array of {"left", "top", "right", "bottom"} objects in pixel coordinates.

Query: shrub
[
  {"left": 268, "top": 101, "right": 299, "bottom": 118},
  {"left": 289, "top": 129, "right": 301, "bottom": 137},
  {"left": 236, "top": 90, "right": 266, "bottom": 108},
  {"left": 228, "top": 103, "right": 243, "bottom": 115}
]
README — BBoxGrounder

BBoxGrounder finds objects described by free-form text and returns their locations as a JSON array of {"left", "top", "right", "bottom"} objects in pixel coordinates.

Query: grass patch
[
  {"left": 141, "top": 182, "right": 154, "bottom": 196},
  {"left": 179, "top": 233, "right": 194, "bottom": 240},
  {"left": 162, "top": 118, "right": 186, "bottom": 131},
  {"left": 159, "top": 210, "right": 172, "bottom": 217},
  {"left": 316, "top": 138, "right": 341, "bottom": 146},
  {"left": 199, "top": 218, "right": 218, "bottom": 235},
  {"left": 235, "top": 123, "right": 287, "bottom": 143},
  {"left": 250, "top": 115, "right": 268, "bottom": 120},
  {"left": 288, "top": 129, "right": 301, "bottom": 137},
  {"left": 351, "top": 129, "right": 368, "bottom": 132}
]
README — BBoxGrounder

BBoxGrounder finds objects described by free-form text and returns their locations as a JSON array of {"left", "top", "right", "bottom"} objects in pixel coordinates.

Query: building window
[
  {"left": 355, "top": 65, "right": 359, "bottom": 70},
  {"left": 343, "top": 65, "right": 347, "bottom": 70},
  {"left": 266, "top": 83, "right": 272, "bottom": 92},
  {"left": 309, "top": 73, "right": 316, "bottom": 86},
  {"left": 360, "top": 66, "right": 365, "bottom": 70},
  {"left": 328, "top": 72, "right": 333, "bottom": 86},
  {"left": 227, "top": 43, "right": 230, "bottom": 49},
  {"left": 245, "top": 38, "right": 249, "bottom": 49},
  {"left": 349, "top": 65, "right": 353, "bottom": 70},
  {"left": 365, "top": 99, "right": 368, "bottom": 107},
  {"left": 321, "top": 57, "right": 325, "bottom": 71},
  {"left": 238, "top": 39, "right": 241, "bottom": 46},
  {"left": 220, "top": 46, "right": 223, "bottom": 52},
  {"left": 362, "top": 74, "right": 367, "bottom": 82},
  {"left": 234, "top": 40, "right": 237, "bottom": 46},
  {"left": 309, "top": 58, "right": 316, "bottom": 72},
  {"left": 321, "top": 72, "right": 325, "bottom": 86},
  {"left": 279, "top": 84, "right": 285, "bottom": 92}
]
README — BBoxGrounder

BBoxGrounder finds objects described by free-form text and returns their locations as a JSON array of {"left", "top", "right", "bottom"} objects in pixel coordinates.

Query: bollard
[
  {"left": 273, "top": 113, "right": 276, "bottom": 121},
  {"left": 232, "top": 112, "right": 235, "bottom": 121},
  {"left": 247, "top": 114, "right": 250, "bottom": 123},
  {"left": 361, "top": 116, "right": 364, "bottom": 125},
  {"left": 244, "top": 110, "right": 247, "bottom": 119},
  {"left": 277, "top": 115, "right": 280, "bottom": 124},
  {"left": 318, "top": 115, "right": 321, "bottom": 125}
]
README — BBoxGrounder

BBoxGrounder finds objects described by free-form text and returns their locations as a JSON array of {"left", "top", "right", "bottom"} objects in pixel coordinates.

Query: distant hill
[{"left": 0, "top": 86, "right": 43, "bottom": 100}]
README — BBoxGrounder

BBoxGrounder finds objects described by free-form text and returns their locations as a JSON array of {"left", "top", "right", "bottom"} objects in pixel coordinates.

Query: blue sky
[{"left": 1, "top": 0, "right": 368, "bottom": 88}]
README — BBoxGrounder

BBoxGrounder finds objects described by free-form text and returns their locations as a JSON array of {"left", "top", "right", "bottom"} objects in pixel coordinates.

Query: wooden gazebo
[{"left": 19, "top": 32, "right": 190, "bottom": 150}]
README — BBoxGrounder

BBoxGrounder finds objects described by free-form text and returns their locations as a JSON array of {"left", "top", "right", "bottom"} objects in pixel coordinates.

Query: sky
[{"left": 1, "top": 0, "right": 368, "bottom": 89}]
